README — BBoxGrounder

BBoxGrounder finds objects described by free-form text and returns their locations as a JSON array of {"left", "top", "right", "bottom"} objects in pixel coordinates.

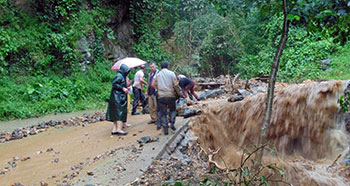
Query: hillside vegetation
[{"left": 0, "top": 0, "right": 349, "bottom": 120}]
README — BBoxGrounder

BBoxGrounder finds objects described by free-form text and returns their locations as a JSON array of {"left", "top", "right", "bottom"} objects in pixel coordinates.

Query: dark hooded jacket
[{"left": 106, "top": 64, "right": 130, "bottom": 122}]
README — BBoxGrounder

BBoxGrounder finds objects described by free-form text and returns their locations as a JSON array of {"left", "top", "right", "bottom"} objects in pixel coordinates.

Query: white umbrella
[{"left": 111, "top": 57, "right": 147, "bottom": 71}]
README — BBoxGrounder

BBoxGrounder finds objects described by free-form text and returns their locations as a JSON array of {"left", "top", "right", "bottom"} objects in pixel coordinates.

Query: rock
[
  {"left": 137, "top": 136, "right": 151, "bottom": 144},
  {"left": 131, "top": 146, "right": 138, "bottom": 153},
  {"left": 39, "top": 123, "right": 46, "bottom": 129},
  {"left": 198, "top": 89, "right": 223, "bottom": 100},
  {"left": 321, "top": 58, "right": 331, "bottom": 70},
  {"left": 48, "top": 120, "right": 58, "bottom": 127},
  {"left": 30, "top": 129, "right": 38, "bottom": 135},
  {"left": 52, "top": 158, "right": 59, "bottom": 163},
  {"left": 116, "top": 166, "right": 126, "bottom": 171},
  {"left": 151, "top": 136, "right": 159, "bottom": 142},
  {"left": 46, "top": 147, "right": 54, "bottom": 152},
  {"left": 228, "top": 94, "right": 244, "bottom": 102},
  {"left": 21, "top": 157, "right": 30, "bottom": 161},
  {"left": 87, "top": 171, "right": 94, "bottom": 176},
  {"left": 12, "top": 183, "right": 24, "bottom": 186},
  {"left": 183, "top": 109, "right": 202, "bottom": 118},
  {"left": 8, "top": 161, "right": 16, "bottom": 168},
  {"left": 11, "top": 129, "right": 23, "bottom": 140},
  {"left": 238, "top": 89, "right": 252, "bottom": 97},
  {"left": 22, "top": 130, "right": 29, "bottom": 137},
  {"left": 40, "top": 181, "right": 48, "bottom": 186}
]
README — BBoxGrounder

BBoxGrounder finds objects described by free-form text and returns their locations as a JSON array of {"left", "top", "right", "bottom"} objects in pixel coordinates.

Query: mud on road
[{"left": 0, "top": 112, "right": 189, "bottom": 185}]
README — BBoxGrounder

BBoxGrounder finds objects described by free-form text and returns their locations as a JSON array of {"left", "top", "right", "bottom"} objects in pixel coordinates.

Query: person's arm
[
  {"left": 113, "top": 75, "right": 128, "bottom": 93},
  {"left": 145, "top": 84, "right": 149, "bottom": 97},
  {"left": 173, "top": 76, "right": 183, "bottom": 98},
  {"left": 139, "top": 76, "right": 147, "bottom": 87}
]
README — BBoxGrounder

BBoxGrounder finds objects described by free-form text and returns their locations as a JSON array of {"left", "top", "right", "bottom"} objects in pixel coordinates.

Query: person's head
[
  {"left": 140, "top": 65, "right": 146, "bottom": 72},
  {"left": 119, "top": 64, "right": 130, "bottom": 77},
  {"left": 175, "top": 72, "right": 180, "bottom": 80},
  {"left": 149, "top": 62, "right": 157, "bottom": 72},
  {"left": 161, "top": 61, "right": 169, "bottom": 69}
]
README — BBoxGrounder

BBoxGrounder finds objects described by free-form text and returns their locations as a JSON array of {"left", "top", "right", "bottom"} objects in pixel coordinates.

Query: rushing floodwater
[{"left": 190, "top": 80, "right": 350, "bottom": 185}]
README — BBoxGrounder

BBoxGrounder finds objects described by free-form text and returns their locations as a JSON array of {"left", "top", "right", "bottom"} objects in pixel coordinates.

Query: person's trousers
[
  {"left": 158, "top": 97, "right": 177, "bottom": 130},
  {"left": 132, "top": 87, "right": 146, "bottom": 113},
  {"left": 148, "top": 95, "right": 158, "bottom": 122},
  {"left": 184, "top": 83, "right": 199, "bottom": 100}
]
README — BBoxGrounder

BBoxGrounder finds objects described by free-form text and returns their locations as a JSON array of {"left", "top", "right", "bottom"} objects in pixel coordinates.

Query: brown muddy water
[{"left": 190, "top": 80, "right": 350, "bottom": 185}]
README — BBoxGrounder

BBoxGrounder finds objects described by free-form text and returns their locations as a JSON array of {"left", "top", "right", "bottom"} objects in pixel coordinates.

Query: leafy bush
[{"left": 0, "top": 0, "right": 118, "bottom": 120}]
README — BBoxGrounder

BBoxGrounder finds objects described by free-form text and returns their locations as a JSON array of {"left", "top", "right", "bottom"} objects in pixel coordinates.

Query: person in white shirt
[{"left": 132, "top": 65, "right": 147, "bottom": 115}]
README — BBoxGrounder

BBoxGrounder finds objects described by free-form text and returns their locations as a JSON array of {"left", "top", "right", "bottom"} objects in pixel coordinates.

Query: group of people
[{"left": 106, "top": 61, "right": 199, "bottom": 135}]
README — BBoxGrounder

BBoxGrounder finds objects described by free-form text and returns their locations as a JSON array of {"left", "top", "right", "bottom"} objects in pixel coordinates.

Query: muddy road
[{"left": 0, "top": 113, "right": 189, "bottom": 185}]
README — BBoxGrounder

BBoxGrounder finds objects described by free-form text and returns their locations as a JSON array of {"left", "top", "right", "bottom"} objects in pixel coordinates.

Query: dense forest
[{"left": 0, "top": 0, "right": 349, "bottom": 120}]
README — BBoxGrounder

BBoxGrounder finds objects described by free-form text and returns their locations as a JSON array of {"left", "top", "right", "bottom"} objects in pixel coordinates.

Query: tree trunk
[{"left": 257, "top": 0, "right": 290, "bottom": 165}]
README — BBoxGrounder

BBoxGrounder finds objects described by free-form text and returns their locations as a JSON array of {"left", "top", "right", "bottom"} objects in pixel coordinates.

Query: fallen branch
[{"left": 330, "top": 154, "right": 342, "bottom": 167}]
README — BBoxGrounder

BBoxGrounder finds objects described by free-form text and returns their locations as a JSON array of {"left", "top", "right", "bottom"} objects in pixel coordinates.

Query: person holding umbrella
[{"left": 106, "top": 64, "right": 131, "bottom": 135}]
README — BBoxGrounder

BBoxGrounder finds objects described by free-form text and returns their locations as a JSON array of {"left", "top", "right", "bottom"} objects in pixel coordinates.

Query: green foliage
[
  {"left": 319, "top": 42, "right": 350, "bottom": 80},
  {"left": 31, "top": 0, "right": 82, "bottom": 24},
  {"left": 339, "top": 85, "right": 350, "bottom": 113},
  {"left": 1, "top": 0, "right": 349, "bottom": 120},
  {"left": 130, "top": 0, "right": 172, "bottom": 63},
  {"left": 0, "top": 0, "right": 117, "bottom": 120},
  {"left": 0, "top": 65, "right": 114, "bottom": 120},
  {"left": 237, "top": 14, "right": 340, "bottom": 82}
]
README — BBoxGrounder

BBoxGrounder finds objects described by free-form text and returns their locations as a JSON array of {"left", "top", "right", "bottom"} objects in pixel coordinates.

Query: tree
[{"left": 257, "top": 0, "right": 290, "bottom": 165}]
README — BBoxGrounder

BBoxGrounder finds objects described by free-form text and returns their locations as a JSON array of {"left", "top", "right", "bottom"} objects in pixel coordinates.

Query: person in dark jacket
[{"left": 106, "top": 64, "right": 131, "bottom": 135}]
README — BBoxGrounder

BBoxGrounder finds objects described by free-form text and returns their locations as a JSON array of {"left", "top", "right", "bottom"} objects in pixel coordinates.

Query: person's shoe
[
  {"left": 123, "top": 123, "right": 131, "bottom": 128},
  {"left": 157, "top": 126, "right": 161, "bottom": 130},
  {"left": 163, "top": 127, "right": 168, "bottom": 135},
  {"left": 148, "top": 121, "right": 156, "bottom": 124},
  {"left": 170, "top": 126, "right": 176, "bottom": 131},
  {"left": 131, "top": 112, "right": 140, "bottom": 115},
  {"left": 111, "top": 131, "right": 128, "bottom": 135}
]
